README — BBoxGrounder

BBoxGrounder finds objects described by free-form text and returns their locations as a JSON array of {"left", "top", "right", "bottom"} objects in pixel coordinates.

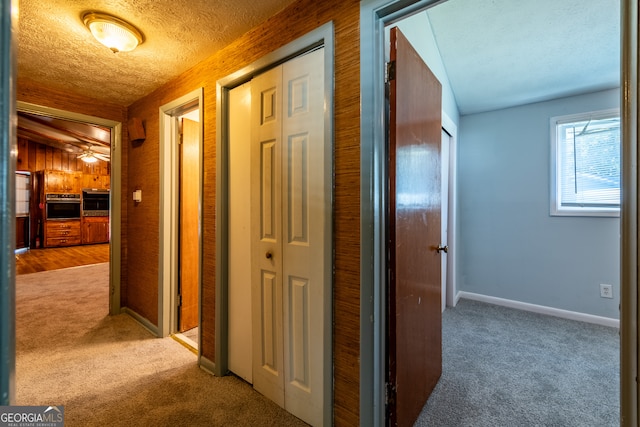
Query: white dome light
[{"left": 83, "top": 12, "right": 144, "bottom": 53}]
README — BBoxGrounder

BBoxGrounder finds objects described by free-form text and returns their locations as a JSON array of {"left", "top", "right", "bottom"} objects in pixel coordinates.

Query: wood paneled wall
[
  {"left": 16, "top": 78, "right": 129, "bottom": 307},
  {"left": 17, "top": 137, "right": 82, "bottom": 173},
  {"left": 16, "top": 137, "right": 110, "bottom": 175},
  {"left": 126, "top": 0, "right": 361, "bottom": 423}
]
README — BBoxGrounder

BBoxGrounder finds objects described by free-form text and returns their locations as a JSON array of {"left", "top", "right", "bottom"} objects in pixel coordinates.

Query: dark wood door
[
  {"left": 178, "top": 118, "right": 200, "bottom": 332},
  {"left": 387, "top": 26, "right": 443, "bottom": 427},
  {"left": 16, "top": 216, "right": 28, "bottom": 249}
]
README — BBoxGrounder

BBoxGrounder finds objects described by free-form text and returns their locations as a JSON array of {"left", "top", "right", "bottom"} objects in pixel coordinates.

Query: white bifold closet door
[{"left": 250, "top": 47, "right": 328, "bottom": 426}]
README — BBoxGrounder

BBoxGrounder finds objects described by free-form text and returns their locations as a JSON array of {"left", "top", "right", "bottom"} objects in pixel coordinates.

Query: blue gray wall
[{"left": 458, "top": 88, "right": 620, "bottom": 319}]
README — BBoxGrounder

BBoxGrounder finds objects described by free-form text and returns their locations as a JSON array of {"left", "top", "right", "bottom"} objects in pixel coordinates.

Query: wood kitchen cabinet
[
  {"left": 44, "top": 219, "right": 81, "bottom": 247},
  {"left": 81, "top": 173, "right": 110, "bottom": 190},
  {"left": 82, "top": 216, "right": 109, "bottom": 244},
  {"left": 43, "top": 170, "right": 82, "bottom": 193}
]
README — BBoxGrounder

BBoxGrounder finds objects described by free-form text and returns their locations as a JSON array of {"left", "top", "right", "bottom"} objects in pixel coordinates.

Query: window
[{"left": 551, "top": 109, "right": 620, "bottom": 217}]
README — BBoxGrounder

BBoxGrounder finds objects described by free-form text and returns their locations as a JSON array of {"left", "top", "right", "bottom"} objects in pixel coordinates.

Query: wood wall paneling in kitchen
[{"left": 23, "top": 139, "right": 77, "bottom": 173}]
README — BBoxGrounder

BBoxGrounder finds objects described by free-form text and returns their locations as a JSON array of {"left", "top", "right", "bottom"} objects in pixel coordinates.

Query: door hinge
[
  {"left": 385, "top": 382, "right": 396, "bottom": 406},
  {"left": 177, "top": 294, "right": 182, "bottom": 307},
  {"left": 385, "top": 61, "right": 396, "bottom": 83}
]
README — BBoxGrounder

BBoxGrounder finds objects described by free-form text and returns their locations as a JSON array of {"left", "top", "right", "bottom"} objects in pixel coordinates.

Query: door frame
[
  {"left": 0, "top": 0, "right": 16, "bottom": 404},
  {"left": 620, "top": 1, "right": 638, "bottom": 424},
  {"left": 441, "top": 113, "right": 458, "bottom": 309},
  {"left": 360, "top": 2, "right": 453, "bottom": 425},
  {"left": 158, "top": 89, "right": 204, "bottom": 348},
  {"left": 214, "top": 22, "right": 334, "bottom": 419},
  {"left": 361, "top": 0, "right": 637, "bottom": 425},
  {"left": 16, "top": 101, "right": 124, "bottom": 317}
]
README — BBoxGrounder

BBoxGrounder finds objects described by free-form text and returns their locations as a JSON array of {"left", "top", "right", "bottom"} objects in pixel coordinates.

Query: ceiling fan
[{"left": 77, "top": 145, "right": 110, "bottom": 163}]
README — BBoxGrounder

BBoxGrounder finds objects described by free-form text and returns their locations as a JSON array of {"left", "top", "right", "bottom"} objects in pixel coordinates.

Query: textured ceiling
[
  {"left": 17, "top": 0, "right": 297, "bottom": 106},
  {"left": 425, "top": 0, "right": 620, "bottom": 115},
  {"left": 18, "top": 0, "right": 621, "bottom": 115}
]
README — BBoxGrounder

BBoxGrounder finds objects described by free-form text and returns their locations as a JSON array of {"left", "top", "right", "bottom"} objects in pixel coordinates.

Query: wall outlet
[{"left": 600, "top": 284, "right": 613, "bottom": 299}]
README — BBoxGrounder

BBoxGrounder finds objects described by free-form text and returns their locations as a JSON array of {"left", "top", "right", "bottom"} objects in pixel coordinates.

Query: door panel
[
  {"left": 228, "top": 82, "right": 253, "bottom": 382},
  {"left": 260, "top": 271, "right": 280, "bottom": 375},
  {"left": 261, "top": 140, "right": 278, "bottom": 239},
  {"left": 178, "top": 117, "right": 199, "bottom": 332},
  {"left": 288, "top": 276, "right": 310, "bottom": 388},
  {"left": 251, "top": 48, "right": 327, "bottom": 426},
  {"left": 281, "top": 49, "right": 326, "bottom": 425},
  {"left": 252, "top": 64, "right": 285, "bottom": 407},
  {"left": 287, "top": 134, "right": 308, "bottom": 244},
  {"left": 388, "top": 27, "right": 443, "bottom": 427}
]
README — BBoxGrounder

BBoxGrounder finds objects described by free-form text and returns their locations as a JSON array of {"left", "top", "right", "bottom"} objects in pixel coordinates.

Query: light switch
[{"left": 133, "top": 190, "right": 142, "bottom": 202}]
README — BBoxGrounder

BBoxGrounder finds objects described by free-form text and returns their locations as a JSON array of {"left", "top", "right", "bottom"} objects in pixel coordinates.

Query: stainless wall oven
[
  {"left": 82, "top": 188, "right": 109, "bottom": 217},
  {"left": 45, "top": 193, "right": 81, "bottom": 220}
]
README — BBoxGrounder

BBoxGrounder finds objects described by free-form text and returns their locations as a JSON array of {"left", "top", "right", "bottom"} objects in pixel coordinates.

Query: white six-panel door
[
  {"left": 251, "top": 61, "right": 285, "bottom": 407},
  {"left": 250, "top": 48, "right": 327, "bottom": 426}
]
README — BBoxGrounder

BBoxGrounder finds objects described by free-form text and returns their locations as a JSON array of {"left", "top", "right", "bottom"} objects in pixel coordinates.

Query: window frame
[{"left": 550, "top": 108, "right": 621, "bottom": 217}]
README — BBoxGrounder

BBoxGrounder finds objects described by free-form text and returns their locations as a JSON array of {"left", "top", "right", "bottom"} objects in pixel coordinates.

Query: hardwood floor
[{"left": 15, "top": 244, "right": 110, "bottom": 275}]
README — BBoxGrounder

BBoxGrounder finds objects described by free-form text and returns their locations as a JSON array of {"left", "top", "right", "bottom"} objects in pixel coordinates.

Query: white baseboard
[
  {"left": 454, "top": 290, "right": 463, "bottom": 306},
  {"left": 457, "top": 291, "right": 620, "bottom": 328}
]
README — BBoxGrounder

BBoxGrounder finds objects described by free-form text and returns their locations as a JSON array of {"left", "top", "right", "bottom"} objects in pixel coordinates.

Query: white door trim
[
  {"left": 16, "top": 101, "right": 123, "bottom": 318},
  {"left": 158, "top": 89, "right": 204, "bottom": 347},
  {"left": 215, "top": 22, "right": 334, "bottom": 423},
  {"left": 441, "top": 111, "right": 458, "bottom": 309}
]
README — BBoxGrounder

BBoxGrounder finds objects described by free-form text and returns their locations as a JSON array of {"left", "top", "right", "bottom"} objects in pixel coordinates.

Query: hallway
[{"left": 15, "top": 261, "right": 306, "bottom": 426}]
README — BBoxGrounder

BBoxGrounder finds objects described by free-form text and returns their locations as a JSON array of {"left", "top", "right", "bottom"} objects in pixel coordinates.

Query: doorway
[
  {"left": 15, "top": 101, "right": 122, "bottom": 315},
  {"left": 175, "top": 109, "right": 200, "bottom": 349},
  {"left": 216, "top": 23, "right": 334, "bottom": 426},
  {"left": 360, "top": 0, "right": 633, "bottom": 425},
  {"left": 158, "top": 90, "right": 204, "bottom": 353}
]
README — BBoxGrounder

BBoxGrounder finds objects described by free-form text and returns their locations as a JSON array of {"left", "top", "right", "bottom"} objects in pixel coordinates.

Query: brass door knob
[
  {"left": 265, "top": 251, "right": 273, "bottom": 259},
  {"left": 436, "top": 245, "right": 448, "bottom": 254}
]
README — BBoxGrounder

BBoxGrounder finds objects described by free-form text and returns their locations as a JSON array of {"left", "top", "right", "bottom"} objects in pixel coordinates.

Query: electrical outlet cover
[{"left": 600, "top": 284, "right": 613, "bottom": 299}]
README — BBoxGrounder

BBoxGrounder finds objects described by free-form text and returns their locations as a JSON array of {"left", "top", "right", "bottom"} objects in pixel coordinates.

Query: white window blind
[
  {"left": 551, "top": 109, "right": 620, "bottom": 216},
  {"left": 15, "top": 173, "right": 30, "bottom": 216}
]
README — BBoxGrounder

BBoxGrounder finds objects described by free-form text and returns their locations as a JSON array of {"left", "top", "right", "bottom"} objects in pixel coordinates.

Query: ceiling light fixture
[
  {"left": 78, "top": 146, "right": 110, "bottom": 163},
  {"left": 82, "top": 12, "right": 144, "bottom": 53},
  {"left": 80, "top": 152, "right": 98, "bottom": 164}
]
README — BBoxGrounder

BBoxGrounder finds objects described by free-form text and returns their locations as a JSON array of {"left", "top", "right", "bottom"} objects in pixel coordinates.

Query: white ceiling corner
[{"left": 426, "top": 0, "right": 621, "bottom": 115}]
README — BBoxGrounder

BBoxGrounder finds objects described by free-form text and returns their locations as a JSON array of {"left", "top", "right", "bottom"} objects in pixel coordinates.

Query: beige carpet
[{"left": 15, "top": 263, "right": 307, "bottom": 426}]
